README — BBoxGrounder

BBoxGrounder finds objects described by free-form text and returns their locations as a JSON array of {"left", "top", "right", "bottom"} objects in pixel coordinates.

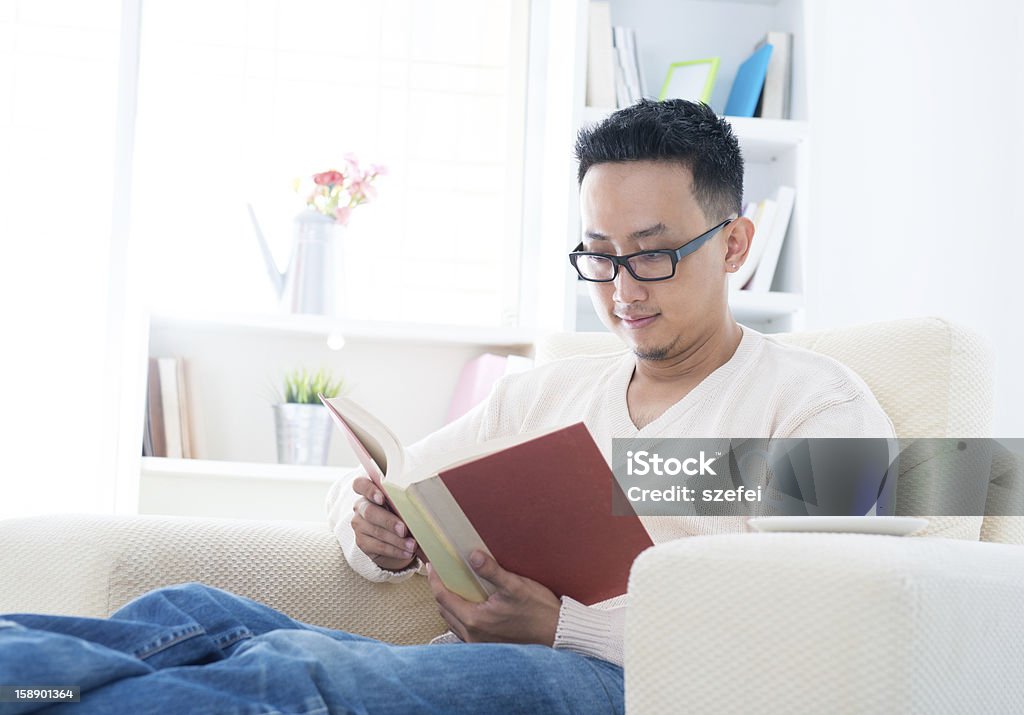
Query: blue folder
[{"left": 724, "top": 44, "right": 773, "bottom": 117}]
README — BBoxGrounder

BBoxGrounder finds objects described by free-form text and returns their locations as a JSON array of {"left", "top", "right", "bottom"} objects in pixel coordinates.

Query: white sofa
[{"left": 1, "top": 317, "right": 1022, "bottom": 713}]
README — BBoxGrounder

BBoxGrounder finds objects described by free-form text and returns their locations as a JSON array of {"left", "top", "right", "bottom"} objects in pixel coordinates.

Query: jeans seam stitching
[
  {"left": 213, "top": 627, "right": 253, "bottom": 649},
  {"left": 133, "top": 624, "right": 206, "bottom": 660}
]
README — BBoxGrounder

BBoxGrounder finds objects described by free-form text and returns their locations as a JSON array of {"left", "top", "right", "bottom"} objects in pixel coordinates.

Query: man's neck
[
  {"left": 625, "top": 319, "right": 743, "bottom": 430},
  {"left": 632, "top": 320, "right": 743, "bottom": 388}
]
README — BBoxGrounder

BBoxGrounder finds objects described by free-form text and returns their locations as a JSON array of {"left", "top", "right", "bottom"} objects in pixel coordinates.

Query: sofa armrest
[
  {"left": 625, "top": 533, "right": 1024, "bottom": 714},
  {"left": 0, "top": 514, "right": 447, "bottom": 645}
]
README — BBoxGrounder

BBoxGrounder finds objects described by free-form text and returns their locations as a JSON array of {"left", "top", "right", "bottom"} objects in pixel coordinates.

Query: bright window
[{"left": 133, "top": 0, "right": 530, "bottom": 327}]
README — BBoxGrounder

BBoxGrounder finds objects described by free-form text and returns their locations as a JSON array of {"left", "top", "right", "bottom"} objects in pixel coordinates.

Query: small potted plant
[{"left": 272, "top": 367, "right": 347, "bottom": 465}]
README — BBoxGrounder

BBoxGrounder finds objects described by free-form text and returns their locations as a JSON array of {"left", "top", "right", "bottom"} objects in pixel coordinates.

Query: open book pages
[{"left": 320, "top": 394, "right": 653, "bottom": 605}]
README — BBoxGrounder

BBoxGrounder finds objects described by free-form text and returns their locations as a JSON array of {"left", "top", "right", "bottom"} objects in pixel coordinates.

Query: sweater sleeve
[
  {"left": 781, "top": 393, "right": 897, "bottom": 440},
  {"left": 553, "top": 596, "right": 627, "bottom": 667},
  {"left": 325, "top": 386, "right": 504, "bottom": 582}
]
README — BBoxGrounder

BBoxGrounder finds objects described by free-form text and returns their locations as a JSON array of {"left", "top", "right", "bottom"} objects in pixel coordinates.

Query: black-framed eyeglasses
[{"left": 568, "top": 218, "right": 734, "bottom": 282}]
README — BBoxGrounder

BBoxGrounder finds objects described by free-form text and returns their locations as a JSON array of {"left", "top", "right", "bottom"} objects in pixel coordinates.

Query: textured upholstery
[
  {"left": 625, "top": 533, "right": 1024, "bottom": 714},
  {"left": 536, "top": 317, "right": 993, "bottom": 438},
  {"left": 0, "top": 514, "right": 447, "bottom": 645},
  {"left": 535, "top": 317, "right": 1022, "bottom": 545},
  {"left": 772, "top": 317, "right": 993, "bottom": 439}
]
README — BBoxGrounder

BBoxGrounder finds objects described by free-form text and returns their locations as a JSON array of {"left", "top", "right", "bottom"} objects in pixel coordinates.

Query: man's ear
[{"left": 724, "top": 217, "right": 755, "bottom": 271}]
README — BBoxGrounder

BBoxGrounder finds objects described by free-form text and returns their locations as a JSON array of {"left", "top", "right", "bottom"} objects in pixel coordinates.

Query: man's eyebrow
[{"left": 584, "top": 223, "right": 667, "bottom": 241}]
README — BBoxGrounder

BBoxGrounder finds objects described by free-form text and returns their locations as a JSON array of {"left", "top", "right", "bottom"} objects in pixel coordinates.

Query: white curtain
[{"left": 0, "top": 0, "right": 126, "bottom": 517}]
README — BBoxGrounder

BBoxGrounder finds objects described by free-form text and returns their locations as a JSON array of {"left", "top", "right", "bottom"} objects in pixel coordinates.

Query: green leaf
[{"left": 281, "top": 366, "right": 346, "bottom": 403}]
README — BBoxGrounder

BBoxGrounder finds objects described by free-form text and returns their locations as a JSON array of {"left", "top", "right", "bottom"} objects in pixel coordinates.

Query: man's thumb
[{"left": 468, "top": 550, "right": 512, "bottom": 589}]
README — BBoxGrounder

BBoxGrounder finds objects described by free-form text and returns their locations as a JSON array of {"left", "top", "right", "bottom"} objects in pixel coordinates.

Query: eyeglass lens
[{"left": 577, "top": 252, "right": 674, "bottom": 281}]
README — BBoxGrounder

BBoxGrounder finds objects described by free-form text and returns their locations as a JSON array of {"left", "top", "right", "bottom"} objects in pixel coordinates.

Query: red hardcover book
[{"left": 321, "top": 395, "right": 653, "bottom": 605}]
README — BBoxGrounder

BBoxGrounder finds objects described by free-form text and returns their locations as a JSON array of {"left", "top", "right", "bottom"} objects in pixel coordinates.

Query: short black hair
[{"left": 574, "top": 99, "right": 744, "bottom": 222}]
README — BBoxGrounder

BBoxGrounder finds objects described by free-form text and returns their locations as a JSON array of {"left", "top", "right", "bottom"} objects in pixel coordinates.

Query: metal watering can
[{"left": 248, "top": 203, "right": 340, "bottom": 316}]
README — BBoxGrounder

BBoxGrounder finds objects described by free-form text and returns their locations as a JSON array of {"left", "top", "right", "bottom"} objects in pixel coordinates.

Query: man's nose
[{"left": 612, "top": 266, "right": 648, "bottom": 303}]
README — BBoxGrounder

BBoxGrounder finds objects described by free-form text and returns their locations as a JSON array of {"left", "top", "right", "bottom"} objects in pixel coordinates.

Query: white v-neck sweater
[{"left": 325, "top": 326, "right": 896, "bottom": 667}]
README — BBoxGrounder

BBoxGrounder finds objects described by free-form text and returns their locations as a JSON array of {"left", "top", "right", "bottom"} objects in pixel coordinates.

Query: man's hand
[
  {"left": 351, "top": 476, "right": 419, "bottom": 572},
  {"left": 426, "top": 550, "right": 561, "bottom": 646}
]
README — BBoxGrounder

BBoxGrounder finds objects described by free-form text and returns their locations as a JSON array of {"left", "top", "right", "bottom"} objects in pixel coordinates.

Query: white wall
[{"left": 804, "top": 0, "right": 1024, "bottom": 435}]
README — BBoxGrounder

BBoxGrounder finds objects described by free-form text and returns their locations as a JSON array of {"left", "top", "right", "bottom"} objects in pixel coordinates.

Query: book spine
[
  {"left": 157, "top": 357, "right": 182, "bottom": 459},
  {"left": 756, "top": 32, "right": 792, "bottom": 119},
  {"left": 624, "top": 28, "right": 643, "bottom": 101},
  {"left": 142, "top": 397, "right": 153, "bottom": 457},
  {"left": 749, "top": 186, "right": 796, "bottom": 292},
  {"left": 176, "top": 358, "right": 192, "bottom": 459},
  {"left": 612, "top": 27, "right": 631, "bottom": 105},
  {"left": 612, "top": 27, "right": 629, "bottom": 108},
  {"left": 730, "top": 199, "right": 775, "bottom": 291},
  {"left": 389, "top": 483, "right": 490, "bottom": 603},
  {"left": 147, "top": 357, "right": 167, "bottom": 458}
]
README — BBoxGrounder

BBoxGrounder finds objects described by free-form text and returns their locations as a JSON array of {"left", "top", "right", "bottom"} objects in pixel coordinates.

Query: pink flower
[
  {"left": 340, "top": 153, "right": 361, "bottom": 181},
  {"left": 364, "top": 183, "right": 377, "bottom": 201},
  {"left": 351, "top": 179, "right": 377, "bottom": 203},
  {"left": 369, "top": 163, "right": 388, "bottom": 177},
  {"left": 333, "top": 206, "right": 353, "bottom": 225},
  {"left": 313, "top": 170, "right": 344, "bottom": 186}
]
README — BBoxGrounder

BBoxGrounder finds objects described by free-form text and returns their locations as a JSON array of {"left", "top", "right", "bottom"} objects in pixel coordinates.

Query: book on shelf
[
  {"left": 754, "top": 31, "right": 793, "bottom": 120},
  {"left": 158, "top": 357, "right": 183, "bottom": 459},
  {"left": 176, "top": 358, "right": 194, "bottom": 459},
  {"left": 625, "top": 26, "right": 645, "bottom": 98},
  {"left": 724, "top": 43, "right": 773, "bottom": 118},
  {"left": 730, "top": 198, "right": 777, "bottom": 291},
  {"left": 320, "top": 394, "right": 653, "bottom": 605},
  {"left": 143, "top": 358, "right": 167, "bottom": 457},
  {"left": 748, "top": 185, "right": 796, "bottom": 292},
  {"left": 143, "top": 356, "right": 194, "bottom": 459},
  {"left": 586, "top": 1, "right": 616, "bottom": 108},
  {"left": 612, "top": 26, "right": 643, "bottom": 106},
  {"left": 142, "top": 389, "right": 153, "bottom": 458}
]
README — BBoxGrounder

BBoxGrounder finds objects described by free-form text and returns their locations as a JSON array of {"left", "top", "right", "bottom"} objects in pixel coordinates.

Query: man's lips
[{"left": 616, "top": 313, "right": 659, "bottom": 329}]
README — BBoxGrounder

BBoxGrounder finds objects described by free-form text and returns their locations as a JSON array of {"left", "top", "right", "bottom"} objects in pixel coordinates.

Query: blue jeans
[{"left": 0, "top": 583, "right": 623, "bottom": 714}]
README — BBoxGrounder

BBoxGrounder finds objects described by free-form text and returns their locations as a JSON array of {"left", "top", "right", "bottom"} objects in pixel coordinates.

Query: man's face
[{"left": 579, "top": 161, "right": 732, "bottom": 361}]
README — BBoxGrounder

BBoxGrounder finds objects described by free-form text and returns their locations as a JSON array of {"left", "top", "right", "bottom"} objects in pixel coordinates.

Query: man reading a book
[
  {"left": 326, "top": 98, "right": 895, "bottom": 710},
  {"left": 0, "top": 99, "right": 893, "bottom": 714}
]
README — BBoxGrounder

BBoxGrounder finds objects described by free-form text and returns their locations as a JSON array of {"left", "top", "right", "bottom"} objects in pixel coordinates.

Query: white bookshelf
[
  {"left": 139, "top": 312, "right": 533, "bottom": 518},
  {"left": 566, "top": 0, "right": 810, "bottom": 334},
  {"left": 144, "top": 313, "right": 531, "bottom": 472},
  {"left": 149, "top": 311, "right": 535, "bottom": 348},
  {"left": 140, "top": 456, "right": 347, "bottom": 483},
  {"left": 139, "top": 457, "right": 346, "bottom": 521}
]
